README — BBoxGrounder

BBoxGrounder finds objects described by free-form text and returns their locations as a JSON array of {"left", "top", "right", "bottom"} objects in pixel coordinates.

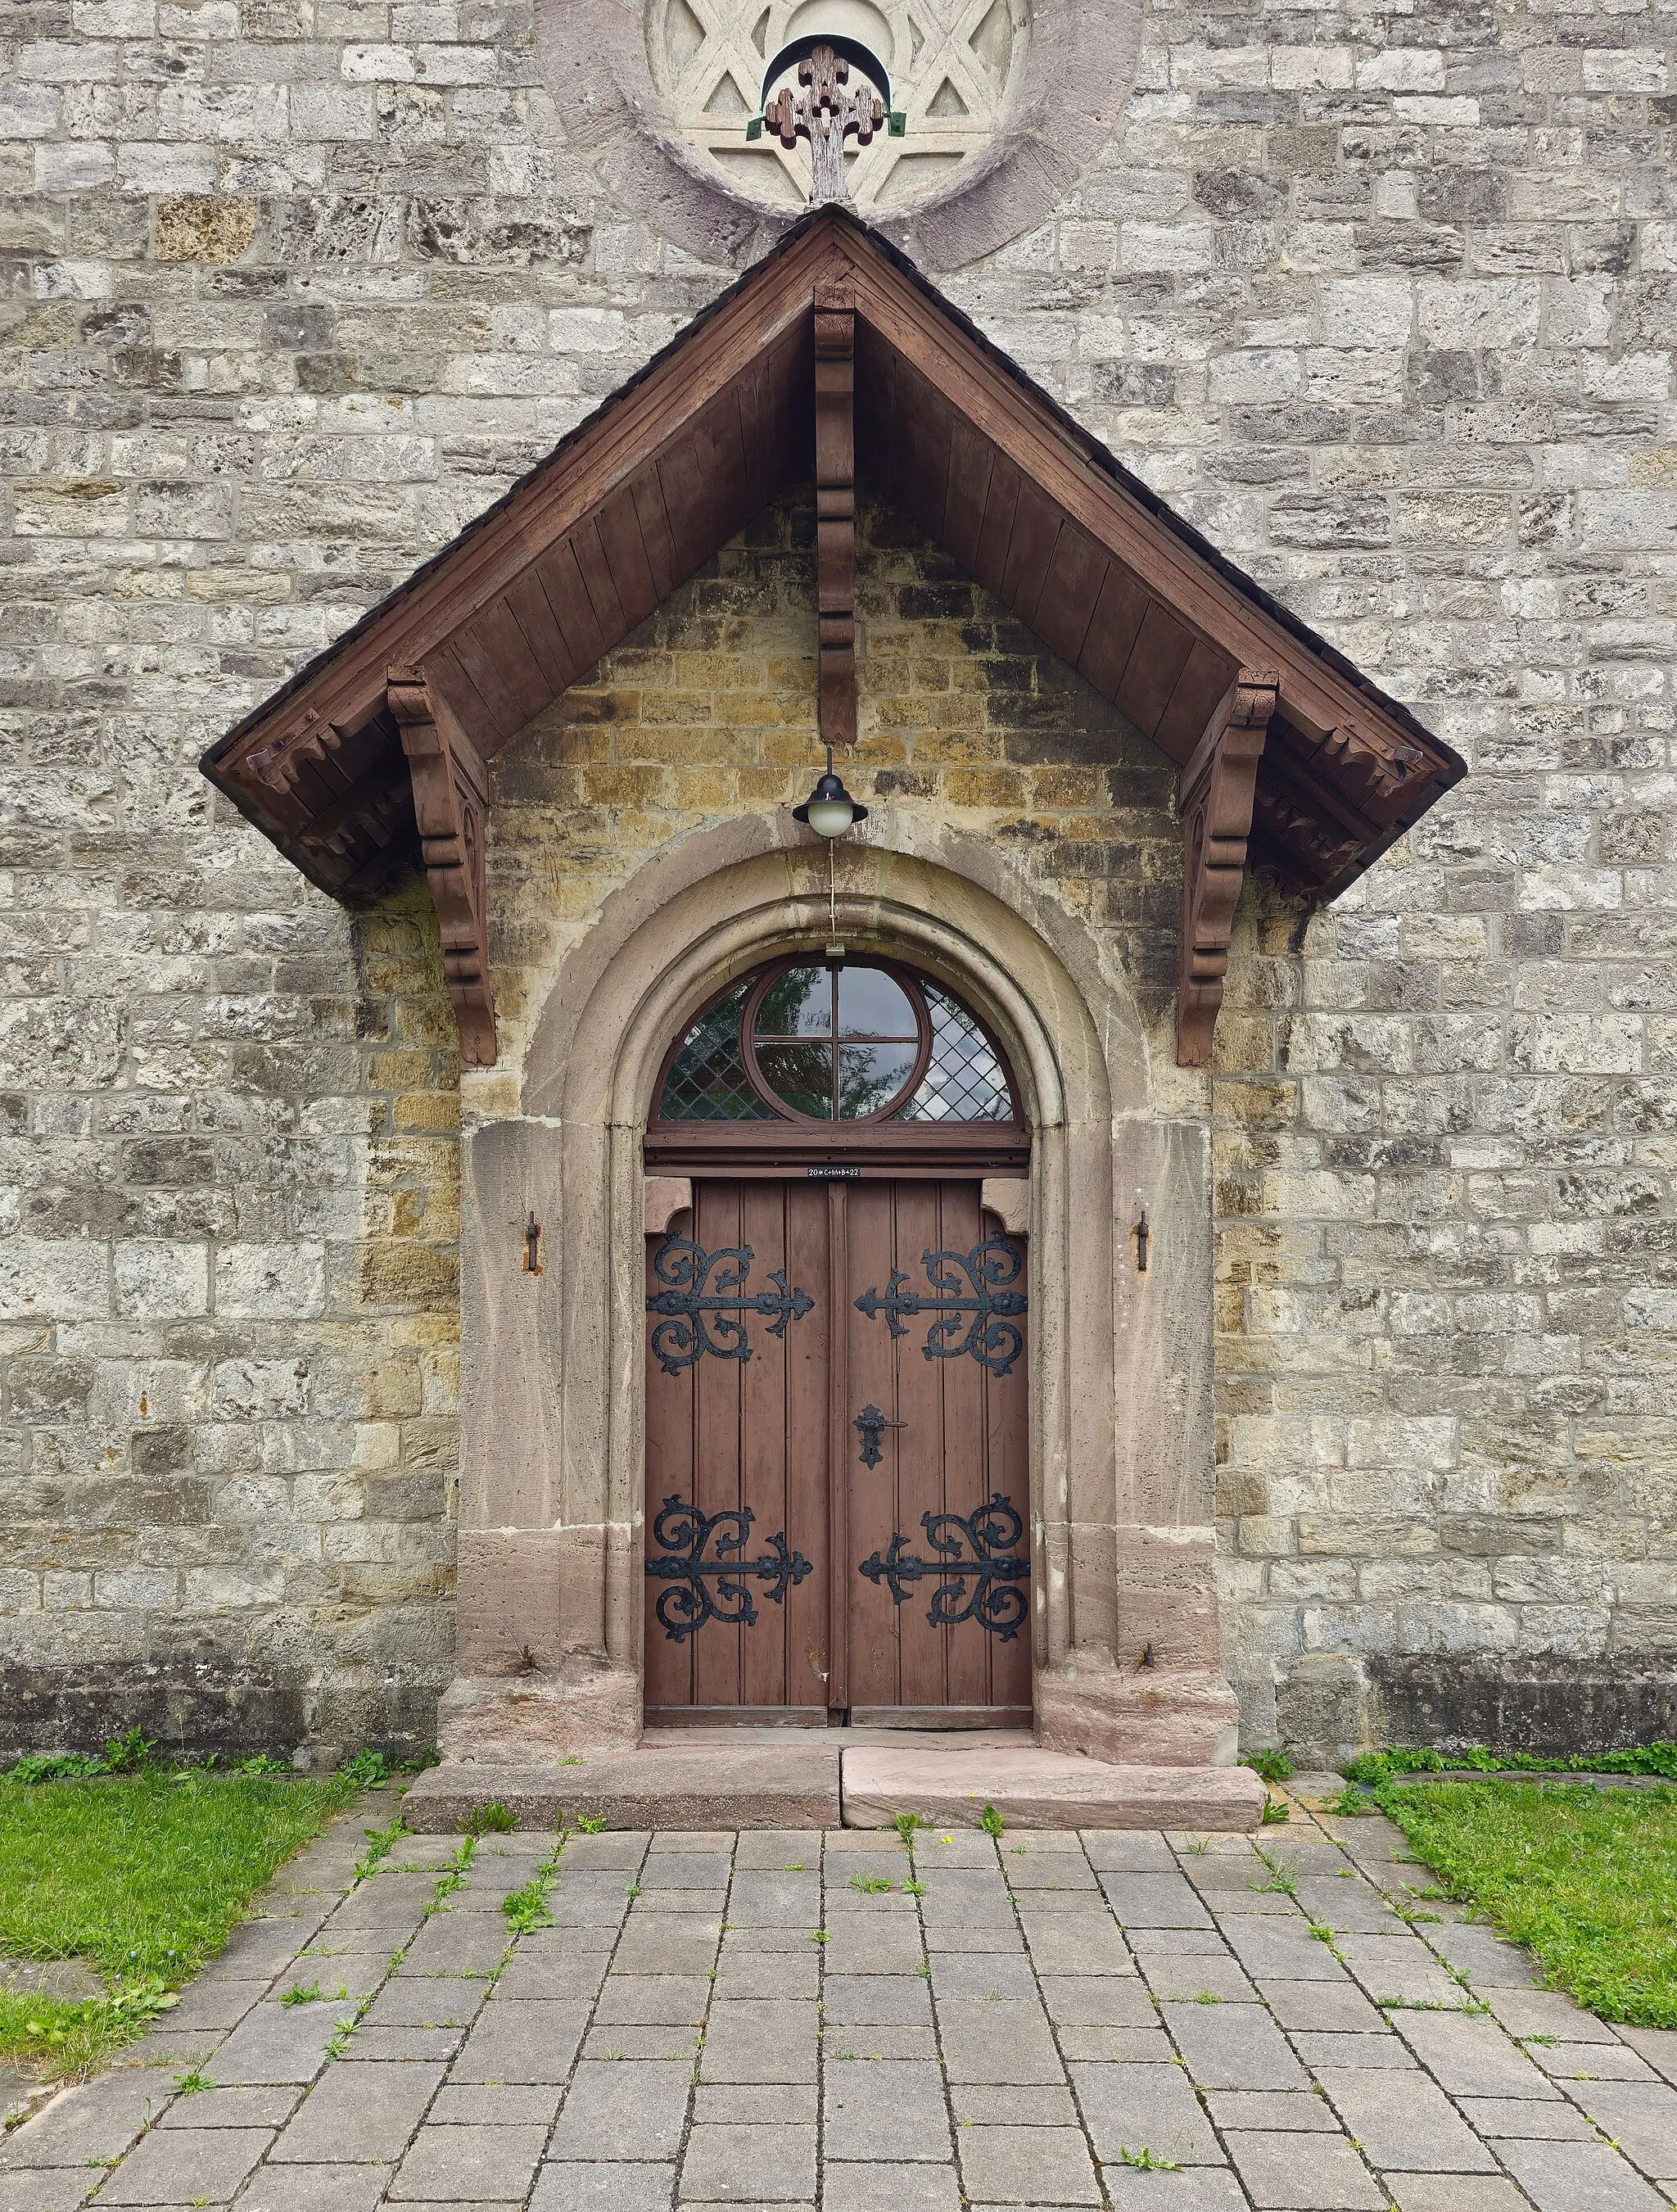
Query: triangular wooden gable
[{"left": 201, "top": 207, "right": 1464, "bottom": 1070}]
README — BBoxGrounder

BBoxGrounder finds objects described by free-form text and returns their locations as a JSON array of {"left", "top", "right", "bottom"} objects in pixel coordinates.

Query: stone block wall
[
  {"left": 482, "top": 499, "right": 1182, "bottom": 1088},
  {"left": 2, "top": 0, "right": 1673, "bottom": 1759}
]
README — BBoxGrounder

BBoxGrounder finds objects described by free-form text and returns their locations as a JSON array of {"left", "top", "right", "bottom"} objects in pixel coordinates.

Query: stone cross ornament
[{"left": 766, "top": 43, "right": 884, "bottom": 203}]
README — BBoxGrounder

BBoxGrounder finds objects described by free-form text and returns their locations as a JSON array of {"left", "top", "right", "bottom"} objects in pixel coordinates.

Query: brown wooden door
[
  {"left": 843, "top": 1180, "right": 1031, "bottom": 1721},
  {"left": 644, "top": 1177, "right": 1028, "bottom": 1721}
]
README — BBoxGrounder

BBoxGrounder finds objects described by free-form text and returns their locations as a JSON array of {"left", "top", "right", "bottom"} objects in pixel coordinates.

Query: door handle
[{"left": 853, "top": 1403, "right": 905, "bottom": 1468}]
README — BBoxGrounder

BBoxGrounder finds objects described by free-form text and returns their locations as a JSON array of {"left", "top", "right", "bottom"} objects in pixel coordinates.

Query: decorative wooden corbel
[
  {"left": 814, "top": 283, "right": 857, "bottom": 747},
  {"left": 1176, "top": 671, "right": 1278, "bottom": 1069},
  {"left": 387, "top": 667, "right": 498, "bottom": 1069}
]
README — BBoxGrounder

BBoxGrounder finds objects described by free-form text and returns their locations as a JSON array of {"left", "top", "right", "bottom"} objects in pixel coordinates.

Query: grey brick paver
[
  {"left": 269, "top": 2058, "right": 444, "bottom": 2160},
  {"left": 956, "top": 2122, "right": 1101, "bottom": 2204},
  {"left": 236, "top": 2163, "right": 395, "bottom": 2210},
  {"left": 1019, "top": 1914, "right": 1135, "bottom": 1976},
  {"left": 1225, "top": 2130, "right": 1385, "bottom": 2209},
  {"left": 680, "top": 2123, "right": 816, "bottom": 2202},
  {"left": 1291, "top": 2031, "right": 1418, "bottom": 2070},
  {"left": 157, "top": 2086, "right": 301, "bottom": 2129},
  {"left": 1496, "top": 2137, "right": 1669, "bottom": 2210},
  {"left": 0, "top": 2067, "right": 170, "bottom": 2167},
  {"left": 1259, "top": 1979, "right": 1386, "bottom": 2032},
  {"left": 1393, "top": 2009, "right": 1558, "bottom": 2099},
  {"left": 1562, "top": 2079, "right": 1677, "bottom": 2177},
  {"left": 1221, "top": 1922, "right": 1349, "bottom": 1982},
  {"left": 531, "top": 2165, "right": 676, "bottom": 2211},
  {"left": 547, "top": 2063, "right": 693, "bottom": 2160},
  {"left": 950, "top": 2082, "right": 1079, "bottom": 2124},
  {"left": 388, "top": 2121, "right": 548, "bottom": 2201},
  {"left": 820, "top": 2165, "right": 961, "bottom": 2212},
  {"left": 1457, "top": 2095, "right": 1595, "bottom": 2138},
  {"left": 454, "top": 2000, "right": 590, "bottom": 2079},
  {"left": 205, "top": 2002, "right": 343, "bottom": 2086},
  {"left": 1099, "top": 1872, "right": 1214, "bottom": 1928},
  {"left": 1317, "top": 2067, "right": 1495, "bottom": 2172},
  {"left": 1102, "top": 2171, "right": 1248, "bottom": 2210},
  {"left": 1164, "top": 1999, "right": 1308, "bottom": 2089},
  {"left": 823, "top": 2061, "right": 950, "bottom": 2160},
  {"left": 1375, "top": 2182, "right": 1530, "bottom": 2212},
  {"left": 1069, "top": 2060, "right": 1224, "bottom": 2165},
  {"left": 97, "top": 2124, "right": 273, "bottom": 2204},
  {"left": 936, "top": 1996, "right": 1066, "bottom": 2083},
  {"left": 1, "top": 2174, "right": 97, "bottom": 2212},
  {"left": 1205, "top": 2091, "right": 1340, "bottom": 2131},
  {"left": 1530, "top": 2038, "right": 1657, "bottom": 2080},
  {"left": 1038, "top": 1975, "right": 1155, "bottom": 2024},
  {"left": 699, "top": 2000, "right": 819, "bottom": 2083},
  {"left": 1136, "top": 1949, "right": 1254, "bottom": 2001},
  {"left": 20, "top": 1808, "right": 1646, "bottom": 2212},
  {"left": 1615, "top": 2024, "right": 1677, "bottom": 2083},
  {"left": 363, "top": 1979, "right": 486, "bottom": 2029}
]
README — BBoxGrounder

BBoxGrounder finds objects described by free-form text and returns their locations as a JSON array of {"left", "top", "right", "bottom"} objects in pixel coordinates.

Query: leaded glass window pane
[
  {"left": 658, "top": 980, "right": 774, "bottom": 1120},
  {"left": 658, "top": 966, "right": 1018, "bottom": 1126},
  {"left": 899, "top": 984, "right": 1014, "bottom": 1122}
]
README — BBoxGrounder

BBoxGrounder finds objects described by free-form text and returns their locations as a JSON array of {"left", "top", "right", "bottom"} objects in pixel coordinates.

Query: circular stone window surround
[{"left": 534, "top": 0, "right": 1141, "bottom": 271}]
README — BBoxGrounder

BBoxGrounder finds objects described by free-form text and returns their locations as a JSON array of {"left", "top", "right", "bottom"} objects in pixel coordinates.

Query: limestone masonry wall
[{"left": 2, "top": 0, "right": 1672, "bottom": 1760}]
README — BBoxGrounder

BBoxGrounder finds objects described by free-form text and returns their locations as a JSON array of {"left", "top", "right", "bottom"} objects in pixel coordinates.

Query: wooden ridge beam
[
  {"left": 815, "top": 282, "right": 857, "bottom": 747},
  {"left": 1176, "top": 671, "right": 1277, "bottom": 1069},
  {"left": 388, "top": 667, "right": 498, "bottom": 1070}
]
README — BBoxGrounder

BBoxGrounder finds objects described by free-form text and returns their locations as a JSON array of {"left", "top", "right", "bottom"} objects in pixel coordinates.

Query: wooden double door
[{"left": 644, "top": 1178, "right": 1030, "bottom": 1721}]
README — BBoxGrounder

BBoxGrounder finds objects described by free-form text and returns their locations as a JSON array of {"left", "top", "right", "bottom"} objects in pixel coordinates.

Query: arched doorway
[{"left": 641, "top": 954, "right": 1033, "bottom": 1726}]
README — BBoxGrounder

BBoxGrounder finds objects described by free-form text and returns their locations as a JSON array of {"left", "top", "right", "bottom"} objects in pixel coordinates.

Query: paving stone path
[{"left": 4, "top": 1788, "right": 1677, "bottom": 2212}]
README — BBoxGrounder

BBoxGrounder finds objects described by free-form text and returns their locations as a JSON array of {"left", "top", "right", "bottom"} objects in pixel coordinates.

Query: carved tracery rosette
[{"left": 532, "top": 0, "right": 1144, "bottom": 270}]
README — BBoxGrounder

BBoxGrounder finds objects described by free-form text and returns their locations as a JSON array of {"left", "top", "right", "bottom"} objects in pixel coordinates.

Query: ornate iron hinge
[
  {"left": 853, "top": 1403, "right": 906, "bottom": 1469},
  {"left": 857, "top": 1495, "right": 1028, "bottom": 1640},
  {"left": 853, "top": 1237, "right": 1027, "bottom": 1377},
  {"left": 644, "top": 1495, "right": 814, "bottom": 1643},
  {"left": 646, "top": 1235, "right": 815, "bottom": 1375}
]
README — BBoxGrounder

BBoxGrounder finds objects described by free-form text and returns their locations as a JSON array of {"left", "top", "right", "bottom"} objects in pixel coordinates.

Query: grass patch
[
  {"left": 1345, "top": 1740, "right": 1677, "bottom": 1785},
  {"left": 0, "top": 1769, "right": 359, "bottom": 2079},
  {"left": 1372, "top": 1778, "right": 1677, "bottom": 2029}
]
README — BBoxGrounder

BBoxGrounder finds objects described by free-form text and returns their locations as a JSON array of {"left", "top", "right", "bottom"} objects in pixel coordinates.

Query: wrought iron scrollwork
[
  {"left": 645, "top": 1235, "right": 815, "bottom": 1375},
  {"left": 857, "top": 1494, "right": 1028, "bottom": 1640},
  {"left": 853, "top": 1237, "right": 1027, "bottom": 1377},
  {"left": 853, "top": 1403, "right": 905, "bottom": 1469},
  {"left": 644, "top": 1494, "right": 814, "bottom": 1643}
]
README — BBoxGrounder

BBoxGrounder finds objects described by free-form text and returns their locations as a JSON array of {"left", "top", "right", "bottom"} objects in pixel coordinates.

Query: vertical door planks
[{"left": 644, "top": 1176, "right": 1028, "bottom": 1717}]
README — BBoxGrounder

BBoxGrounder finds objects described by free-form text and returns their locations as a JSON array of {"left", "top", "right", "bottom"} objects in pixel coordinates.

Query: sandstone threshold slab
[
  {"left": 842, "top": 1746, "right": 1266, "bottom": 1831},
  {"left": 404, "top": 1739, "right": 842, "bottom": 1832}
]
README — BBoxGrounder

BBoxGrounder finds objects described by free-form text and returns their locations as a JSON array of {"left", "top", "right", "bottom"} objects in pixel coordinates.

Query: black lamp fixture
[{"left": 792, "top": 749, "right": 868, "bottom": 839}]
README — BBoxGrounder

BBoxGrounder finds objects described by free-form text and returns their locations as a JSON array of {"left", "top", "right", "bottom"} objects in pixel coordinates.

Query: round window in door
[{"left": 652, "top": 957, "right": 1022, "bottom": 1137}]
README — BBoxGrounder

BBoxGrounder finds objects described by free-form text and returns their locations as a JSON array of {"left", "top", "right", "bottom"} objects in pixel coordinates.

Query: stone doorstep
[
  {"left": 842, "top": 1746, "right": 1266, "bottom": 1833},
  {"left": 402, "top": 1739, "right": 843, "bottom": 1833},
  {"left": 401, "top": 1735, "right": 1264, "bottom": 1834}
]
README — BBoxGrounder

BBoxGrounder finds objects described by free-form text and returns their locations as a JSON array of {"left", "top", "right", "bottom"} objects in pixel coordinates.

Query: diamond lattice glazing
[
  {"left": 658, "top": 981, "right": 775, "bottom": 1120},
  {"left": 900, "top": 986, "right": 1014, "bottom": 1121}
]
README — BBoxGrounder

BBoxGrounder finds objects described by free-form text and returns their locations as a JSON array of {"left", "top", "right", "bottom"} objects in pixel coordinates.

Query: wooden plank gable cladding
[{"left": 201, "top": 206, "right": 1464, "bottom": 1072}]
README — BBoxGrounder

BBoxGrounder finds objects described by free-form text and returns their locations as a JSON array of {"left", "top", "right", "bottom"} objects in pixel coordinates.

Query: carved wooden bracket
[
  {"left": 388, "top": 667, "right": 498, "bottom": 1069},
  {"left": 814, "top": 285, "right": 857, "bottom": 747},
  {"left": 1176, "top": 672, "right": 1277, "bottom": 1069}
]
